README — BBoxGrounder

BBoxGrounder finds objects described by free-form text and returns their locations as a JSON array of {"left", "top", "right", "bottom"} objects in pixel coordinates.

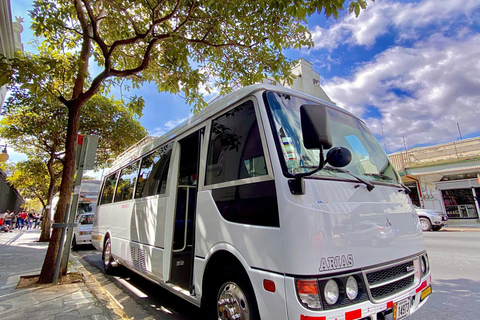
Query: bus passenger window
[
  {"left": 100, "top": 173, "right": 118, "bottom": 205},
  {"left": 135, "top": 144, "right": 172, "bottom": 198},
  {"left": 206, "top": 100, "right": 267, "bottom": 185},
  {"left": 114, "top": 161, "right": 139, "bottom": 202}
]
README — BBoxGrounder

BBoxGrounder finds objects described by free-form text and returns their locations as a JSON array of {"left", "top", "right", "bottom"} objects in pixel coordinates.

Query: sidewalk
[{"left": 0, "top": 228, "right": 125, "bottom": 320}]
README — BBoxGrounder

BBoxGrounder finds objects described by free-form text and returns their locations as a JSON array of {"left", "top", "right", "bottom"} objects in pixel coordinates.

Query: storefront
[
  {"left": 403, "top": 159, "right": 480, "bottom": 224},
  {"left": 436, "top": 178, "right": 480, "bottom": 220}
]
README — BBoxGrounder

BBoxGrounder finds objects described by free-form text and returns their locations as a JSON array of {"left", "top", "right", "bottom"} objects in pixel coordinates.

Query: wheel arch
[{"left": 201, "top": 247, "right": 254, "bottom": 308}]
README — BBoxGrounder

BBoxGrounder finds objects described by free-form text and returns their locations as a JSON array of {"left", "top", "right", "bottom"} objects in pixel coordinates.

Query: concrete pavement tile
[
  {"left": 91, "top": 315, "right": 110, "bottom": 320},
  {"left": 71, "top": 291, "right": 94, "bottom": 300},
  {"left": 78, "top": 305, "right": 104, "bottom": 317},
  {"left": 54, "top": 310, "right": 82, "bottom": 320},
  {"left": 64, "top": 297, "right": 96, "bottom": 306}
]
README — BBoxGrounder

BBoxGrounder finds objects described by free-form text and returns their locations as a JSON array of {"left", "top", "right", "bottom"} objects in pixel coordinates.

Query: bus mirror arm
[
  {"left": 288, "top": 146, "right": 353, "bottom": 195},
  {"left": 288, "top": 147, "right": 326, "bottom": 195}
]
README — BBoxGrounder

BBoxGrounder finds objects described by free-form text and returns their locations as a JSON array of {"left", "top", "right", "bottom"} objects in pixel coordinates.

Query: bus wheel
[
  {"left": 103, "top": 237, "right": 117, "bottom": 274},
  {"left": 209, "top": 268, "right": 259, "bottom": 320}
]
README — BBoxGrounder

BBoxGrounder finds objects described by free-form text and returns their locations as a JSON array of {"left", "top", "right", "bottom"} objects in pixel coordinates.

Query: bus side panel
[
  {"left": 92, "top": 204, "right": 112, "bottom": 252},
  {"left": 113, "top": 237, "right": 165, "bottom": 282},
  {"left": 196, "top": 190, "right": 283, "bottom": 272},
  {"left": 132, "top": 196, "right": 168, "bottom": 248},
  {"left": 98, "top": 201, "right": 135, "bottom": 261}
]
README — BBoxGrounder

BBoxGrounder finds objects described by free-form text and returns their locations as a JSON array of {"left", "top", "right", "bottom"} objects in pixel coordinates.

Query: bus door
[{"left": 170, "top": 130, "right": 201, "bottom": 291}]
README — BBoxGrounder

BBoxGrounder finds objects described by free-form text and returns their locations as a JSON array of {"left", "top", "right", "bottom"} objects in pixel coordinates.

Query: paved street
[
  {"left": 2, "top": 228, "right": 478, "bottom": 320},
  {"left": 75, "top": 229, "right": 480, "bottom": 320},
  {"left": 408, "top": 231, "right": 480, "bottom": 320}
]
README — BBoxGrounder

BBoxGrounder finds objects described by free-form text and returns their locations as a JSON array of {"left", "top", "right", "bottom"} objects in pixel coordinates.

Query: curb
[{"left": 70, "top": 252, "right": 131, "bottom": 320}]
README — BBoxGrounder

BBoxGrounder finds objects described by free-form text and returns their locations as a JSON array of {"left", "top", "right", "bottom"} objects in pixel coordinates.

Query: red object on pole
[{"left": 77, "top": 134, "right": 85, "bottom": 145}]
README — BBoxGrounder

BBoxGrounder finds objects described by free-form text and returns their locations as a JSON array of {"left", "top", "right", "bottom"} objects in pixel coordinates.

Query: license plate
[{"left": 393, "top": 297, "right": 411, "bottom": 320}]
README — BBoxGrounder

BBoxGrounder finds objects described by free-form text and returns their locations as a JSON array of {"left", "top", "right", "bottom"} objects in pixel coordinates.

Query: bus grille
[{"left": 365, "top": 261, "right": 415, "bottom": 301}]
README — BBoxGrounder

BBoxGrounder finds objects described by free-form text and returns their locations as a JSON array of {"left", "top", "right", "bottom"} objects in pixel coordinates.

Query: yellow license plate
[{"left": 421, "top": 285, "right": 432, "bottom": 301}]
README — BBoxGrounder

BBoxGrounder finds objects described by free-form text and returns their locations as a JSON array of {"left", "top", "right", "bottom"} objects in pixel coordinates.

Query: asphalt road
[
  {"left": 76, "top": 230, "right": 480, "bottom": 320},
  {"left": 407, "top": 231, "right": 480, "bottom": 320}
]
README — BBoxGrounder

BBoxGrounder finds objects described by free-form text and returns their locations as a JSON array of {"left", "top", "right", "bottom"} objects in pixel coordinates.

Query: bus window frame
[{"left": 201, "top": 96, "right": 274, "bottom": 192}]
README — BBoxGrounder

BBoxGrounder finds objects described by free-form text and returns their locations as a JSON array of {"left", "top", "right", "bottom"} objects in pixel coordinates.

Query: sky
[{"left": 6, "top": 0, "right": 480, "bottom": 165}]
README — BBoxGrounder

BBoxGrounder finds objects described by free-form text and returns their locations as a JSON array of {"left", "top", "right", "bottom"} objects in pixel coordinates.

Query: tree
[
  {"left": 0, "top": 0, "right": 371, "bottom": 284},
  {"left": 0, "top": 74, "right": 147, "bottom": 242},
  {"left": 4, "top": 159, "right": 59, "bottom": 235}
]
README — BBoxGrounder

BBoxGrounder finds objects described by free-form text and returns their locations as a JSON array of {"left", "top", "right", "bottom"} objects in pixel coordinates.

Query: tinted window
[
  {"left": 135, "top": 144, "right": 172, "bottom": 198},
  {"left": 114, "top": 161, "right": 139, "bottom": 202},
  {"left": 206, "top": 101, "right": 267, "bottom": 185},
  {"left": 100, "top": 173, "right": 117, "bottom": 205}
]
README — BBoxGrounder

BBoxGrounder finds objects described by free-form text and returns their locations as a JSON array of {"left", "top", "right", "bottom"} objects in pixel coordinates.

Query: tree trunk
[
  {"left": 38, "top": 156, "right": 60, "bottom": 242},
  {"left": 38, "top": 207, "right": 52, "bottom": 242},
  {"left": 37, "top": 102, "right": 82, "bottom": 284}
]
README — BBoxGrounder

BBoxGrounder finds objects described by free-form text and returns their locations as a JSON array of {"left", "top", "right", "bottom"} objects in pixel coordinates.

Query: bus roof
[{"left": 106, "top": 84, "right": 351, "bottom": 173}]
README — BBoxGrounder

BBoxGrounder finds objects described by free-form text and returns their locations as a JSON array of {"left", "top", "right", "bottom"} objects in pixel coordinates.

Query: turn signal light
[{"left": 296, "top": 279, "right": 322, "bottom": 309}]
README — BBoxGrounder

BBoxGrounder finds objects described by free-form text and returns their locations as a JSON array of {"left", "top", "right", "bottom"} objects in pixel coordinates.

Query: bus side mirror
[
  {"left": 326, "top": 147, "right": 352, "bottom": 168},
  {"left": 300, "top": 104, "right": 332, "bottom": 150}
]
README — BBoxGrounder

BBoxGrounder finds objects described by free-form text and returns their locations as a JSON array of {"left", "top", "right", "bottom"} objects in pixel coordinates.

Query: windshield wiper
[
  {"left": 364, "top": 173, "right": 394, "bottom": 180},
  {"left": 362, "top": 173, "right": 411, "bottom": 194},
  {"left": 323, "top": 166, "right": 375, "bottom": 191}
]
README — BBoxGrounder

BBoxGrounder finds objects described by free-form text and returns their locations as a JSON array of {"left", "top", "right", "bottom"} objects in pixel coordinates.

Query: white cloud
[
  {"left": 150, "top": 116, "right": 191, "bottom": 136},
  {"left": 311, "top": 0, "right": 480, "bottom": 50},
  {"left": 323, "top": 32, "right": 480, "bottom": 152}
]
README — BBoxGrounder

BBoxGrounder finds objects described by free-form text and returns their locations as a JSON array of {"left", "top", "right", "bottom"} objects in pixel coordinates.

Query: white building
[
  {"left": 0, "top": 0, "right": 24, "bottom": 108},
  {"left": 389, "top": 137, "right": 480, "bottom": 225},
  {"left": 263, "top": 58, "right": 333, "bottom": 102}
]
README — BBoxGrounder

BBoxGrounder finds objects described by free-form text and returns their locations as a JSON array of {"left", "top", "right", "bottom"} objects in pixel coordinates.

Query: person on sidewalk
[
  {"left": 26, "top": 211, "right": 35, "bottom": 230},
  {"left": 11, "top": 211, "right": 17, "bottom": 229},
  {"left": 17, "top": 210, "right": 27, "bottom": 230},
  {"left": 4, "top": 210, "right": 12, "bottom": 228},
  {"left": 0, "top": 217, "right": 12, "bottom": 232}
]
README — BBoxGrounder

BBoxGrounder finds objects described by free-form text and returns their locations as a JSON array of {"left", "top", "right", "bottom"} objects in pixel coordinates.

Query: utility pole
[
  {"left": 457, "top": 123, "right": 463, "bottom": 140},
  {"left": 54, "top": 135, "right": 98, "bottom": 279}
]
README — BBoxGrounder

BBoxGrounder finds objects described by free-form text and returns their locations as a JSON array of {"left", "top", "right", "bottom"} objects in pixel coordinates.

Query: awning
[{"left": 406, "top": 160, "right": 480, "bottom": 176}]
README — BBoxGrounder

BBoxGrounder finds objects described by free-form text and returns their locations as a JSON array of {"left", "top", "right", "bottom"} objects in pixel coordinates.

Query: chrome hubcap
[
  {"left": 217, "top": 282, "right": 250, "bottom": 320},
  {"left": 104, "top": 241, "right": 111, "bottom": 267}
]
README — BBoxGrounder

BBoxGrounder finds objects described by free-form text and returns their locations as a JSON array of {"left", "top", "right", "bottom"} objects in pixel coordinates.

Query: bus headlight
[
  {"left": 420, "top": 253, "right": 430, "bottom": 276},
  {"left": 324, "top": 279, "right": 340, "bottom": 305},
  {"left": 346, "top": 276, "right": 359, "bottom": 300}
]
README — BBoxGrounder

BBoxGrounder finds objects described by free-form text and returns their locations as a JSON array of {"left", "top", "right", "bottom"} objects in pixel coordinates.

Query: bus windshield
[{"left": 265, "top": 91, "right": 401, "bottom": 185}]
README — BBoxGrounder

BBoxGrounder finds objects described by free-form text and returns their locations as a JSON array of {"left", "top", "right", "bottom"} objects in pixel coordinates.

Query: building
[
  {"left": 389, "top": 137, "right": 480, "bottom": 225},
  {"left": 263, "top": 58, "right": 333, "bottom": 102},
  {"left": 0, "top": 0, "right": 23, "bottom": 108},
  {"left": 0, "top": 0, "right": 25, "bottom": 212},
  {"left": 208, "top": 58, "right": 333, "bottom": 105}
]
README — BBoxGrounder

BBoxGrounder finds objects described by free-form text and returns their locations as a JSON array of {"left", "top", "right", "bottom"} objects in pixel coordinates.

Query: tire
[
  {"left": 207, "top": 266, "right": 260, "bottom": 320},
  {"left": 71, "top": 235, "right": 77, "bottom": 250},
  {"left": 103, "top": 237, "right": 117, "bottom": 274},
  {"left": 420, "top": 217, "right": 432, "bottom": 231}
]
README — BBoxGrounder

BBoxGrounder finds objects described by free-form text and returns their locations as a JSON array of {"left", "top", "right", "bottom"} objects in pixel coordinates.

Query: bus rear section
[{"left": 92, "top": 84, "right": 431, "bottom": 320}]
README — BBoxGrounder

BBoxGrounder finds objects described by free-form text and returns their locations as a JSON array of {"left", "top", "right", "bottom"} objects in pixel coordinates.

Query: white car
[
  {"left": 72, "top": 213, "right": 94, "bottom": 249},
  {"left": 416, "top": 208, "right": 448, "bottom": 231}
]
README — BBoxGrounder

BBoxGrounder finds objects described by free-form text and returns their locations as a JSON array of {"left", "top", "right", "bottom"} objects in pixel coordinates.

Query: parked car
[
  {"left": 415, "top": 207, "right": 448, "bottom": 231},
  {"left": 72, "top": 213, "right": 94, "bottom": 249}
]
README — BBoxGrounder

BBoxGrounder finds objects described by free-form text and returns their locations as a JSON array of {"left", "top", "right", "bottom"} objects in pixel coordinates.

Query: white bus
[{"left": 92, "top": 84, "right": 431, "bottom": 320}]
